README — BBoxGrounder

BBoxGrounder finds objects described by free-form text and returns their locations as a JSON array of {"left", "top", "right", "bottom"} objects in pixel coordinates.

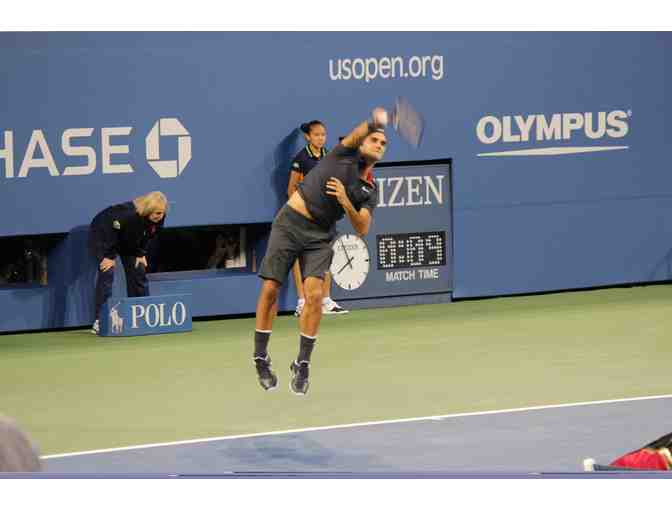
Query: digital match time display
[{"left": 377, "top": 231, "right": 446, "bottom": 270}]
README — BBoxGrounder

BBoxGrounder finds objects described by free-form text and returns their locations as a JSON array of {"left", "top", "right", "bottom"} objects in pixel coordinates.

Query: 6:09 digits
[{"left": 377, "top": 231, "right": 445, "bottom": 270}]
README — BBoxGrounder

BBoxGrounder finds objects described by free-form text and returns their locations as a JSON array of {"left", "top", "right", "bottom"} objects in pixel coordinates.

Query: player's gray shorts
[{"left": 258, "top": 204, "right": 334, "bottom": 284}]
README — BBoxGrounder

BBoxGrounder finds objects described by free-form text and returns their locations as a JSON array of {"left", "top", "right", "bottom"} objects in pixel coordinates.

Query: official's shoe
[
  {"left": 289, "top": 360, "right": 310, "bottom": 395},
  {"left": 254, "top": 355, "right": 278, "bottom": 391},
  {"left": 322, "top": 297, "right": 348, "bottom": 315},
  {"left": 294, "top": 300, "right": 305, "bottom": 317},
  {"left": 90, "top": 319, "right": 100, "bottom": 335}
]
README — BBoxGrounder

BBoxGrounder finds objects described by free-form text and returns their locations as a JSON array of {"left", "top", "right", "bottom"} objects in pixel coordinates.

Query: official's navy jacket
[{"left": 89, "top": 202, "right": 165, "bottom": 261}]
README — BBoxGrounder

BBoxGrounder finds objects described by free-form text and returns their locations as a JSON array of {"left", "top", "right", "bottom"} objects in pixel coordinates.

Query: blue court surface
[{"left": 42, "top": 395, "right": 672, "bottom": 474}]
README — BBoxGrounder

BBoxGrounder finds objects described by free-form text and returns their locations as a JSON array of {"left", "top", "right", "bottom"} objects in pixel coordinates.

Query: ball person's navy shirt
[
  {"left": 290, "top": 145, "right": 328, "bottom": 180},
  {"left": 297, "top": 143, "right": 377, "bottom": 229}
]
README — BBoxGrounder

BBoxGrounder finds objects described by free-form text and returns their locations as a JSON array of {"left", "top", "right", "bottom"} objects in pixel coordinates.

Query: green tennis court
[{"left": 2, "top": 285, "right": 671, "bottom": 457}]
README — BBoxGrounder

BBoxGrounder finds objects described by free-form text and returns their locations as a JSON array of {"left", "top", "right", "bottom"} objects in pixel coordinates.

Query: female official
[{"left": 88, "top": 191, "right": 168, "bottom": 334}]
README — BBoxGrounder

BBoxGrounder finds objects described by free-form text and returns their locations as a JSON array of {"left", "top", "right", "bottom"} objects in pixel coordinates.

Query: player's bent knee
[
  {"left": 261, "top": 279, "right": 281, "bottom": 300},
  {"left": 303, "top": 281, "right": 323, "bottom": 305}
]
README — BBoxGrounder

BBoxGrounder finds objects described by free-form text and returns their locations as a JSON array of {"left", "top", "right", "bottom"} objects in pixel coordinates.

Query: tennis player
[{"left": 252, "top": 107, "right": 387, "bottom": 395}]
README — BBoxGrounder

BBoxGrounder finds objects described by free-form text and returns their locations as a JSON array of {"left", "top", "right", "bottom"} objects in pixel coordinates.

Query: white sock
[{"left": 298, "top": 298, "right": 305, "bottom": 305}]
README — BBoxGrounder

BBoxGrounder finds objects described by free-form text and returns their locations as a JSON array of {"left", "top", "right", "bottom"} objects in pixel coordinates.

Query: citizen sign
[
  {"left": 374, "top": 175, "right": 445, "bottom": 208},
  {"left": 0, "top": 117, "right": 191, "bottom": 179}
]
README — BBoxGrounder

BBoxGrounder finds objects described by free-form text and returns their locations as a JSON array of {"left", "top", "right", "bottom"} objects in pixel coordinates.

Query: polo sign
[{"left": 99, "top": 294, "right": 192, "bottom": 337}]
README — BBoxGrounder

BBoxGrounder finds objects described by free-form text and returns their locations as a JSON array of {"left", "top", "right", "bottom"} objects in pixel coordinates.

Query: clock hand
[
  {"left": 339, "top": 238, "right": 354, "bottom": 269},
  {"left": 337, "top": 257, "right": 355, "bottom": 275}
]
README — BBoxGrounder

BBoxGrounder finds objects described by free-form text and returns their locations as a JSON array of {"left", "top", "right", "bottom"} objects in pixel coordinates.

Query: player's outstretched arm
[{"left": 341, "top": 107, "right": 388, "bottom": 149}]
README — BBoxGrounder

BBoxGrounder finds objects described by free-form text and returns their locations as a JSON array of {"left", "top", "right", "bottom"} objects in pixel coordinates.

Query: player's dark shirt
[
  {"left": 297, "top": 143, "right": 377, "bottom": 229},
  {"left": 290, "top": 145, "right": 328, "bottom": 179},
  {"left": 89, "top": 202, "right": 165, "bottom": 260}
]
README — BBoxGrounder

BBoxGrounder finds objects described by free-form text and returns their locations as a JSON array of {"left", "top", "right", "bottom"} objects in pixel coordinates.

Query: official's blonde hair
[{"left": 133, "top": 191, "right": 169, "bottom": 217}]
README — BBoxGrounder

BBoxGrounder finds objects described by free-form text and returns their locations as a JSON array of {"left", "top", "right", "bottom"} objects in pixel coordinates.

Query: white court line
[{"left": 42, "top": 393, "right": 672, "bottom": 460}]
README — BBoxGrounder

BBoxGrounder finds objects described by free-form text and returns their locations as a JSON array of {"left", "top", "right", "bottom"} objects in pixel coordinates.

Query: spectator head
[{"left": 0, "top": 415, "right": 41, "bottom": 472}]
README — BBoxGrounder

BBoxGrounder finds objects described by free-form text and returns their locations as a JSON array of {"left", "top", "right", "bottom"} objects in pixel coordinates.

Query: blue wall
[{"left": 0, "top": 32, "right": 670, "bottom": 331}]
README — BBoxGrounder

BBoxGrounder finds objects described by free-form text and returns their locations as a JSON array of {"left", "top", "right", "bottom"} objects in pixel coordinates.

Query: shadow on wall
[
  {"left": 270, "top": 128, "right": 302, "bottom": 210},
  {"left": 252, "top": 128, "right": 302, "bottom": 308},
  {"left": 47, "top": 225, "right": 98, "bottom": 328},
  {"left": 648, "top": 247, "right": 672, "bottom": 281}
]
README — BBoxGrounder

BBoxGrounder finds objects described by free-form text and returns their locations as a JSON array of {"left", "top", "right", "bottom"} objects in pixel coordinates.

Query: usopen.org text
[{"left": 329, "top": 55, "right": 444, "bottom": 82}]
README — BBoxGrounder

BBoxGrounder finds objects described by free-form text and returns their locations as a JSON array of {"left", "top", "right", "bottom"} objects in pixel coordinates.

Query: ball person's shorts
[{"left": 258, "top": 204, "right": 334, "bottom": 284}]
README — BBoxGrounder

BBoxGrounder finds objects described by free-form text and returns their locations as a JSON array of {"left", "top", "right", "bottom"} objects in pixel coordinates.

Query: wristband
[{"left": 367, "top": 119, "right": 386, "bottom": 134}]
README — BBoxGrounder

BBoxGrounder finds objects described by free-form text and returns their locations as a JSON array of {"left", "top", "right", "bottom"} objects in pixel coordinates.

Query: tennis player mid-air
[{"left": 252, "top": 107, "right": 388, "bottom": 395}]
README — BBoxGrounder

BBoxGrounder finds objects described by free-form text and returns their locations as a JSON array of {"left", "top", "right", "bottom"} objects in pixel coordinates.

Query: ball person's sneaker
[
  {"left": 294, "top": 299, "right": 305, "bottom": 317},
  {"left": 289, "top": 360, "right": 310, "bottom": 395},
  {"left": 253, "top": 355, "right": 278, "bottom": 391},
  {"left": 322, "top": 297, "right": 348, "bottom": 315},
  {"left": 90, "top": 319, "right": 100, "bottom": 335}
]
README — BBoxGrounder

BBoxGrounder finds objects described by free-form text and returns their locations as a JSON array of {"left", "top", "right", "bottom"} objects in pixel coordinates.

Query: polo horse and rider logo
[{"left": 109, "top": 302, "right": 124, "bottom": 334}]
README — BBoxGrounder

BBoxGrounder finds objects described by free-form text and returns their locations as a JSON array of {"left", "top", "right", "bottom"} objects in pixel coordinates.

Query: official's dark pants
[{"left": 94, "top": 255, "right": 148, "bottom": 320}]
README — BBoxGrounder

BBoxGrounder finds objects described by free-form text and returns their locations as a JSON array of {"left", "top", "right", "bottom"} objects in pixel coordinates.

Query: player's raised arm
[{"left": 341, "top": 107, "right": 389, "bottom": 149}]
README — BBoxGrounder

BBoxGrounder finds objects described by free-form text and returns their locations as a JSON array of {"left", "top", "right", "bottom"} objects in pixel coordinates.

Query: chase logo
[
  {"left": 0, "top": 118, "right": 192, "bottom": 179},
  {"left": 145, "top": 118, "right": 192, "bottom": 178},
  {"left": 476, "top": 110, "right": 631, "bottom": 157}
]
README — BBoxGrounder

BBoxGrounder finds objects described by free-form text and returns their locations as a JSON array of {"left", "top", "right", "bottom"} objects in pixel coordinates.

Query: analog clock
[{"left": 330, "top": 234, "right": 370, "bottom": 290}]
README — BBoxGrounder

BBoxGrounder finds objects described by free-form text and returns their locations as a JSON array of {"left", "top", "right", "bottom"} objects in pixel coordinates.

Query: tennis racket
[{"left": 390, "top": 96, "right": 425, "bottom": 148}]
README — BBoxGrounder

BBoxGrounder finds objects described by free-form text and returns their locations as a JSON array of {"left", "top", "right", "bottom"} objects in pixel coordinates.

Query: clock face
[{"left": 330, "top": 234, "right": 370, "bottom": 290}]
